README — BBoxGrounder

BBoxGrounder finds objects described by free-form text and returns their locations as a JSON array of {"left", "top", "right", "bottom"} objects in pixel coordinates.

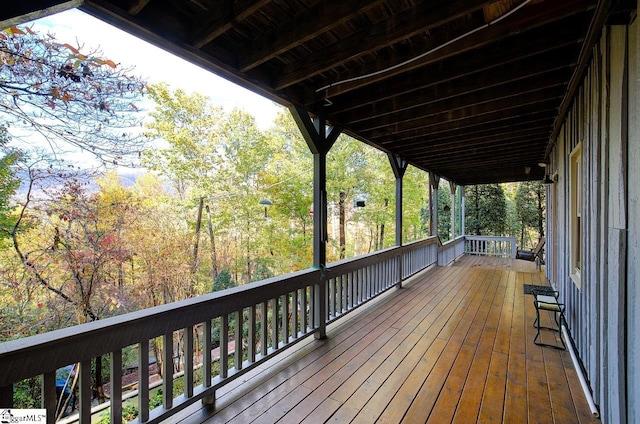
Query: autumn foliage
[{"left": 0, "top": 25, "right": 147, "bottom": 165}]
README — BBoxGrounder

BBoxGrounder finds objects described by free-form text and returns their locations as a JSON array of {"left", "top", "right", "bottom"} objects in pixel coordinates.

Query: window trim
[{"left": 569, "top": 142, "right": 582, "bottom": 289}]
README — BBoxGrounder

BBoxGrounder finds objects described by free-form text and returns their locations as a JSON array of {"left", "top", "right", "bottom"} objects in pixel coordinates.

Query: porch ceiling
[{"left": 3, "top": 0, "right": 612, "bottom": 185}]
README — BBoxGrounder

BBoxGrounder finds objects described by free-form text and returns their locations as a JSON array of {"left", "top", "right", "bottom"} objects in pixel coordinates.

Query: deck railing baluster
[
  {"left": 283, "top": 294, "right": 290, "bottom": 343},
  {"left": 42, "top": 371, "right": 55, "bottom": 424},
  {"left": 271, "top": 297, "right": 279, "bottom": 350},
  {"left": 234, "top": 311, "right": 242, "bottom": 371},
  {"left": 137, "top": 344, "right": 149, "bottom": 423},
  {"left": 163, "top": 333, "right": 174, "bottom": 409},
  {"left": 185, "top": 326, "right": 194, "bottom": 397},
  {"left": 110, "top": 351, "right": 122, "bottom": 424},
  {"left": 248, "top": 305, "right": 256, "bottom": 363},
  {"left": 204, "top": 320, "right": 212, "bottom": 388},
  {"left": 260, "top": 302, "right": 268, "bottom": 357},
  {"left": 220, "top": 315, "right": 228, "bottom": 378}
]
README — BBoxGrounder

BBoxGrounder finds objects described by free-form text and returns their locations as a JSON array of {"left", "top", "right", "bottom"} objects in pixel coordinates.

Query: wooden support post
[
  {"left": 449, "top": 181, "right": 457, "bottom": 239},
  {"left": 460, "top": 186, "right": 466, "bottom": 236},
  {"left": 290, "top": 105, "right": 341, "bottom": 339},
  {"left": 388, "top": 153, "right": 408, "bottom": 287},
  {"left": 429, "top": 173, "right": 440, "bottom": 238}
]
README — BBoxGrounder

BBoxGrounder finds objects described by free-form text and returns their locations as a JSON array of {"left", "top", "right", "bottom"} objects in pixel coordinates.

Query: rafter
[
  {"left": 314, "top": 0, "right": 594, "bottom": 101},
  {"left": 238, "top": 0, "right": 387, "bottom": 72}
]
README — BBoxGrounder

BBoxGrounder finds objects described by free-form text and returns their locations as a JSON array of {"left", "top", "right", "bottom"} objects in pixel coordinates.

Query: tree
[
  {"left": 515, "top": 181, "right": 545, "bottom": 246},
  {"left": 0, "top": 25, "right": 146, "bottom": 166},
  {"left": 212, "top": 269, "right": 236, "bottom": 292},
  {"left": 465, "top": 184, "right": 507, "bottom": 236},
  {"left": 403, "top": 166, "right": 430, "bottom": 243},
  {"left": 0, "top": 126, "right": 20, "bottom": 236},
  {"left": 437, "top": 182, "right": 452, "bottom": 241}
]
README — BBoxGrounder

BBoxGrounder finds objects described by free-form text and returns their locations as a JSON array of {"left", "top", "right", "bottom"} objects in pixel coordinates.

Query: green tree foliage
[
  {"left": 212, "top": 268, "right": 236, "bottom": 292},
  {"left": 465, "top": 184, "right": 507, "bottom": 236},
  {"left": 0, "top": 25, "right": 146, "bottom": 166},
  {"left": 437, "top": 182, "right": 452, "bottom": 241},
  {"left": 402, "top": 166, "right": 430, "bottom": 242},
  {"left": 0, "top": 127, "right": 20, "bottom": 237},
  {"left": 515, "top": 181, "right": 545, "bottom": 246},
  {"left": 502, "top": 183, "right": 521, "bottom": 241}
]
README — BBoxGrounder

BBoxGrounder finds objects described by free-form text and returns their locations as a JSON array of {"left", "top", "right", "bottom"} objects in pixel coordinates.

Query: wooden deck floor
[{"left": 175, "top": 256, "right": 599, "bottom": 424}]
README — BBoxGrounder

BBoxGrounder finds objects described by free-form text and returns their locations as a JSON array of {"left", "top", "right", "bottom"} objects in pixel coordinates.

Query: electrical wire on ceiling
[{"left": 315, "top": 0, "right": 532, "bottom": 96}]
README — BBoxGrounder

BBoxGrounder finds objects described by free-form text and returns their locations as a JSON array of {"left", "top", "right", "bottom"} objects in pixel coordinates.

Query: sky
[{"left": 30, "top": 8, "right": 281, "bottom": 130}]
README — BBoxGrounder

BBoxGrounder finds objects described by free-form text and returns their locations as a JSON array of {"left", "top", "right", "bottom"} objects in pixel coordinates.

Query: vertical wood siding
[
  {"left": 547, "top": 19, "right": 636, "bottom": 423},
  {"left": 627, "top": 11, "right": 640, "bottom": 424}
]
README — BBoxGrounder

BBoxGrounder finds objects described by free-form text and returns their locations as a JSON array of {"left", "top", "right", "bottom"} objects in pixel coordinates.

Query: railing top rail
[
  {"left": 437, "top": 235, "right": 465, "bottom": 252},
  {"left": 464, "top": 235, "right": 517, "bottom": 242}
]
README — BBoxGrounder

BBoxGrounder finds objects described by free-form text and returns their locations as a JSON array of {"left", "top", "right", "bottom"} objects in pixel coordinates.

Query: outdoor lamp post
[{"left": 259, "top": 199, "right": 272, "bottom": 217}]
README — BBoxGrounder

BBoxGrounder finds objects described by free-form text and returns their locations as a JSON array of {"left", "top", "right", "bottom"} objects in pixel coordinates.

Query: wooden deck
[{"left": 174, "top": 255, "right": 599, "bottom": 424}]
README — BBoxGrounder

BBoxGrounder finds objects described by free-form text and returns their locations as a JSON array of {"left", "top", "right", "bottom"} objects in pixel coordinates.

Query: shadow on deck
[{"left": 172, "top": 255, "right": 598, "bottom": 424}]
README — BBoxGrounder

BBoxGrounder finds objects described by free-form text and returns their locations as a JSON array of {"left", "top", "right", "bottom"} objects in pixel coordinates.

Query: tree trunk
[
  {"left": 537, "top": 188, "right": 545, "bottom": 237},
  {"left": 206, "top": 205, "right": 218, "bottom": 282},
  {"left": 191, "top": 197, "right": 204, "bottom": 274},
  {"left": 95, "top": 356, "right": 106, "bottom": 403}
]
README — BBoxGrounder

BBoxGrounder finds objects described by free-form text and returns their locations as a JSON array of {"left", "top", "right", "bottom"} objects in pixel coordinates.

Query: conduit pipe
[{"left": 561, "top": 325, "right": 600, "bottom": 418}]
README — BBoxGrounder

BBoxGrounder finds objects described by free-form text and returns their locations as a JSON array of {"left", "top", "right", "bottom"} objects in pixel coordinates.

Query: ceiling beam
[
  {"left": 128, "top": 0, "right": 151, "bottom": 15},
  {"left": 375, "top": 109, "right": 556, "bottom": 147},
  {"left": 191, "top": 0, "right": 271, "bottom": 49},
  {"left": 322, "top": 26, "right": 584, "bottom": 111},
  {"left": 274, "top": 0, "right": 496, "bottom": 90},
  {"left": 0, "top": 0, "right": 80, "bottom": 28},
  {"left": 352, "top": 85, "right": 565, "bottom": 138},
  {"left": 313, "top": 0, "right": 594, "bottom": 100},
  {"left": 377, "top": 115, "right": 554, "bottom": 149},
  {"left": 333, "top": 51, "right": 574, "bottom": 124},
  {"left": 402, "top": 129, "right": 552, "bottom": 156},
  {"left": 237, "top": 0, "right": 387, "bottom": 72}
]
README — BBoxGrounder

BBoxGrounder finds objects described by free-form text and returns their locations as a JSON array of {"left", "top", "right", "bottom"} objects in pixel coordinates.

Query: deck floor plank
[{"left": 173, "top": 256, "right": 600, "bottom": 424}]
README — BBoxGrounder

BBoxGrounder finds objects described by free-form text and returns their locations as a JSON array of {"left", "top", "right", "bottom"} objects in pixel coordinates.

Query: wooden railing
[
  {"left": 438, "top": 236, "right": 466, "bottom": 266},
  {"left": 464, "top": 235, "right": 517, "bottom": 258},
  {"left": 0, "top": 237, "right": 440, "bottom": 424}
]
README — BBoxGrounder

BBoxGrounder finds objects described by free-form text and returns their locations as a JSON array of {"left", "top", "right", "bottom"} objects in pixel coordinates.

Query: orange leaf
[
  {"left": 63, "top": 43, "right": 80, "bottom": 55},
  {"left": 8, "top": 26, "right": 26, "bottom": 35},
  {"left": 104, "top": 59, "right": 117, "bottom": 69}
]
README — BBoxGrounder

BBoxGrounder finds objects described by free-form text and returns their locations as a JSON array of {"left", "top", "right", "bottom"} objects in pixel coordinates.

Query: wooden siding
[
  {"left": 547, "top": 11, "right": 638, "bottom": 423},
  {"left": 171, "top": 256, "right": 598, "bottom": 424},
  {"left": 627, "top": 8, "right": 640, "bottom": 423}
]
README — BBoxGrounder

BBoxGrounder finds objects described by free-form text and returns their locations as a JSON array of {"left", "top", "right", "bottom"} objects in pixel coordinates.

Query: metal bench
[{"left": 533, "top": 291, "right": 566, "bottom": 350}]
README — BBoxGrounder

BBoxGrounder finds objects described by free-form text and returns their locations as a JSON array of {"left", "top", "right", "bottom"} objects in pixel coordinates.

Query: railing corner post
[
  {"left": 396, "top": 252, "right": 403, "bottom": 289},
  {"left": 313, "top": 266, "right": 329, "bottom": 340},
  {"left": 315, "top": 273, "right": 327, "bottom": 339}
]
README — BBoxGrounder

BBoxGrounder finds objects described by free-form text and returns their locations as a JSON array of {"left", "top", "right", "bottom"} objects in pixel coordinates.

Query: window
[{"left": 569, "top": 142, "right": 582, "bottom": 289}]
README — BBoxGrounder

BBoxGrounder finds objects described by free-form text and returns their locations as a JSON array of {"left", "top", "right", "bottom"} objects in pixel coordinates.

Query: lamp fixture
[
  {"left": 259, "top": 199, "right": 272, "bottom": 217},
  {"left": 543, "top": 174, "right": 554, "bottom": 184}
]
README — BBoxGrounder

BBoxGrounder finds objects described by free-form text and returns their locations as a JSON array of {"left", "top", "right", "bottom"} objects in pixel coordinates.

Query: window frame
[{"left": 569, "top": 142, "right": 582, "bottom": 289}]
